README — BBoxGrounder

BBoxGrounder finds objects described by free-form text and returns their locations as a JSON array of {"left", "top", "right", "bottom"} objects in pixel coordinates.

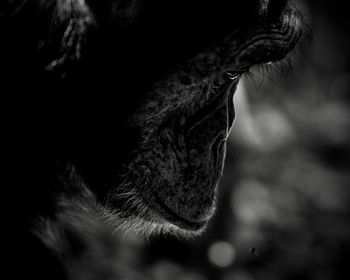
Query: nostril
[{"left": 266, "top": 0, "right": 288, "bottom": 21}]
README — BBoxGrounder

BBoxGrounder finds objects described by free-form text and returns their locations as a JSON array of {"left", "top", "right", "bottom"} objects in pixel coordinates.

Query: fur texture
[{"left": 2, "top": 1, "right": 307, "bottom": 279}]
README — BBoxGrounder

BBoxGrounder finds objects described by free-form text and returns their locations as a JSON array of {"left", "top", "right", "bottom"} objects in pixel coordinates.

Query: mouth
[{"left": 153, "top": 193, "right": 208, "bottom": 231}]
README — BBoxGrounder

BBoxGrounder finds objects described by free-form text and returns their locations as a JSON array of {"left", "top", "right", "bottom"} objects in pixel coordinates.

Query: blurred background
[{"left": 111, "top": 1, "right": 350, "bottom": 279}]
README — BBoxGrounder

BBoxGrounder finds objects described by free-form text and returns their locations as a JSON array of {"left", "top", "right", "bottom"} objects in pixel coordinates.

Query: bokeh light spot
[{"left": 208, "top": 241, "right": 237, "bottom": 268}]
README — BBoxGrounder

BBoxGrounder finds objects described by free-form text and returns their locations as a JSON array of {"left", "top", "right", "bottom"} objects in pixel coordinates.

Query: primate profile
[{"left": 1, "top": 0, "right": 307, "bottom": 279}]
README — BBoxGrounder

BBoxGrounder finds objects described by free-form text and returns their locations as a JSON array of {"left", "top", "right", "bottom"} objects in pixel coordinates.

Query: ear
[
  {"left": 46, "top": 0, "right": 96, "bottom": 72},
  {"left": 45, "top": 0, "right": 144, "bottom": 73}
]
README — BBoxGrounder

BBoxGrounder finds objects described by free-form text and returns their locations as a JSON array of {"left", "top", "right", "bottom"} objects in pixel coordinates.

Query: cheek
[{"left": 128, "top": 78, "right": 237, "bottom": 230}]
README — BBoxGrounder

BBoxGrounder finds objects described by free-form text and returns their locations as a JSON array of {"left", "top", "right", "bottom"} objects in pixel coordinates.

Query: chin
[
  {"left": 104, "top": 185, "right": 212, "bottom": 238},
  {"left": 104, "top": 154, "right": 224, "bottom": 238}
]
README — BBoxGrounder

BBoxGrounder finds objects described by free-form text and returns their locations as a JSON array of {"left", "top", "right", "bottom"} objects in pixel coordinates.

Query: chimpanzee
[{"left": 1, "top": 0, "right": 307, "bottom": 279}]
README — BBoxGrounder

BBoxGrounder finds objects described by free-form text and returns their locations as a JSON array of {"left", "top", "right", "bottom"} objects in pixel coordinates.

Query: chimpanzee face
[
  {"left": 2, "top": 0, "right": 306, "bottom": 236},
  {"left": 56, "top": 0, "right": 306, "bottom": 236}
]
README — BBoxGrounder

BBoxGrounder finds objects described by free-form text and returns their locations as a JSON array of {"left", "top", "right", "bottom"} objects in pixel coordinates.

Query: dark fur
[{"left": 2, "top": 1, "right": 307, "bottom": 279}]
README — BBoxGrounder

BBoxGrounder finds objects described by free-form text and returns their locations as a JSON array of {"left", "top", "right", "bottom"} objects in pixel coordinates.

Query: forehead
[{"left": 109, "top": 0, "right": 268, "bottom": 62}]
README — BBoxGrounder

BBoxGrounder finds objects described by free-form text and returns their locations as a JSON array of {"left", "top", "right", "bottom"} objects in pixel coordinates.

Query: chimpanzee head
[{"left": 2, "top": 0, "right": 307, "bottom": 236}]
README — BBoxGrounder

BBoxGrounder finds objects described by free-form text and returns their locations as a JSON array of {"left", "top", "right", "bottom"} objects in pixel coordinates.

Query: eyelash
[{"left": 217, "top": 51, "right": 295, "bottom": 90}]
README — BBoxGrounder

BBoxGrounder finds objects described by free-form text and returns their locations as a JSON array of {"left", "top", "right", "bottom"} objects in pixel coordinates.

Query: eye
[
  {"left": 210, "top": 71, "right": 241, "bottom": 94},
  {"left": 225, "top": 71, "right": 241, "bottom": 81}
]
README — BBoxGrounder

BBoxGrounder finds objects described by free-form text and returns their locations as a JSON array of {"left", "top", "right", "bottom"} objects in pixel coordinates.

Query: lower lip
[{"left": 154, "top": 194, "right": 208, "bottom": 231}]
